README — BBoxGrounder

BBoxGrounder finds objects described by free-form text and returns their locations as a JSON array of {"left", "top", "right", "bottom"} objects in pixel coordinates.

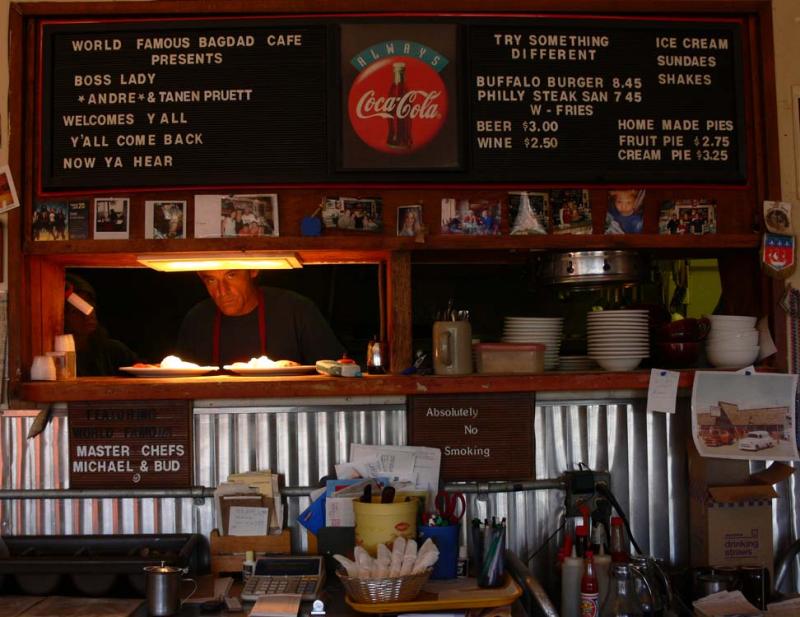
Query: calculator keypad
[{"left": 241, "top": 575, "right": 321, "bottom": 601}]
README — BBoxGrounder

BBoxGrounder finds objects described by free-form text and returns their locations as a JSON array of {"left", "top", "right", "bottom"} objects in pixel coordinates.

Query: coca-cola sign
[{"left": 347, "top": 47, "right": 450, "bottom": 155}]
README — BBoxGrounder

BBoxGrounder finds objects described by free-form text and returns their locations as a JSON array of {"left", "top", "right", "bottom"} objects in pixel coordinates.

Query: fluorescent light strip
[{"left": 137, "top": 252, "right": 303, "bottom": 272}]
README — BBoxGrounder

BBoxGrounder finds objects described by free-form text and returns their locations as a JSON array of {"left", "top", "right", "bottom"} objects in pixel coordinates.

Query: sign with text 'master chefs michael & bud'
[
  {"left": 340, "top": 23, "right": 460, "bottom": 170},
  {"left": 408, "top": 393, "right": 534, "bottom": 481},
  {"left": 68, "top": 400, "right": 192, "bottom": 489}
]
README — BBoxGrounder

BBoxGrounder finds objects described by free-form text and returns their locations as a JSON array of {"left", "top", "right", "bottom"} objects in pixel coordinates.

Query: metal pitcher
[{"left": 144, "top": 562, "right": 196, "bottom": 616}]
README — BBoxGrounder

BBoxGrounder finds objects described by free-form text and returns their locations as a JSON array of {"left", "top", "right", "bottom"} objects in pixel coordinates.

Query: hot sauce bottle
[{"left": 580, "top": 550, "right": 600, "bottom": 617}]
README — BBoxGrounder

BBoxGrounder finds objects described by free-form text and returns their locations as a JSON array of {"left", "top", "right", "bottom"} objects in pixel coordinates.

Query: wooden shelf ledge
[{"left": 18, "top": 371, "right": 701, "bottom": 403}]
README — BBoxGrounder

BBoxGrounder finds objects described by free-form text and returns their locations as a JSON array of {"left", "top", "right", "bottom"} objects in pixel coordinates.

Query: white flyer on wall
[{"left": 691, "top": 371, "right": 799, "bottom": 460}]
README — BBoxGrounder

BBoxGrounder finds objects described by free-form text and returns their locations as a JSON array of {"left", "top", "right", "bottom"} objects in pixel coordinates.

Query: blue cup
[{"left": 419, "top": 524, "right": 459, "bottom": 579}]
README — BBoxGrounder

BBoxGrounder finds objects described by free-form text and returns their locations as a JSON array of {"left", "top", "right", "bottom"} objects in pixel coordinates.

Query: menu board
[
  {"left": 68, "top": 400, "right": 192, "bottom": 489},
  {"left": 41, "top": 20, "right": 328, "bottom": 190},
  {"left": 408, "top": 393, "right": 534, "bottom": 481},
  {"left": 39, "top": 16, "right": 746, "bottom": 191},
  {"left": 468, "top": 19, "right": 745, "bottom": 183}
]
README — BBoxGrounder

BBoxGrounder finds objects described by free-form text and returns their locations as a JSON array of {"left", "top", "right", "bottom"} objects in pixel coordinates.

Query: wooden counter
[{"left": 19, "top": 370, "right": 700, "bottom": 402}]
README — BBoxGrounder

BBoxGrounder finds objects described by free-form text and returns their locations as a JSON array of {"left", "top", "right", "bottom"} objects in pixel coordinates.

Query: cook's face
[{"left": 199, "top": 269, "right": 259, "bottom": 316}]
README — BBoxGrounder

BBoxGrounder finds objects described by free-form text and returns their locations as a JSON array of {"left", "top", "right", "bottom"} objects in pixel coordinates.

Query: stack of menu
[{"left": 215, "top": 470, "right": 283, "bottom": 535}]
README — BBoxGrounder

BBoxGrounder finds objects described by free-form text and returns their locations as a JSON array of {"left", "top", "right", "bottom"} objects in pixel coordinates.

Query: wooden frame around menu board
[{"left": 35, "top": 11, "right": 750, "bottom": 193}]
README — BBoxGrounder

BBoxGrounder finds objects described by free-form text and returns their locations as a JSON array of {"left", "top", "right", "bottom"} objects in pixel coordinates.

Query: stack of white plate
[
  {"left": 706, "top": 315, "right": 759, "bottom": 368},
  {"left": 587, "top": 309, "right": 650, "bottom": 371},
  {"left": 502, "top": 317, "right": 563, "bottom": 370},
  {"left": 558, "top": 355, "right": 597, "bottom": 371}
]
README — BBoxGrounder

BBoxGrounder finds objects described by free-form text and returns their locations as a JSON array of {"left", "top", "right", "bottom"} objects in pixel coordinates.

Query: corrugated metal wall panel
[{"left": 1, "top": 398, "right": 797, "bottom": 591}]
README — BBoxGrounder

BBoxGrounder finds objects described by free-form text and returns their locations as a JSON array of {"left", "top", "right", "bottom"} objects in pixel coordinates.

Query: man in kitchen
[{"left": 175, "top": 269, "right": 345, "bottom": 366}]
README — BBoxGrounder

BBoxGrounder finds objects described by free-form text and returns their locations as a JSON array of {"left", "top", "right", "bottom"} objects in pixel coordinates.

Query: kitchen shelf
[
  {"left": 23, "top": 233, "right": 761, "bottom": 265},
  {"left": 18, "top": 370, "right": 704, "bottom": 403}
]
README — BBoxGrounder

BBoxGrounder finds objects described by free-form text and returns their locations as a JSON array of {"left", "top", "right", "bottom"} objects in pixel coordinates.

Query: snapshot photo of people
[
  {"left": 194, "top": 194, "right": 279, "bottom": 238},
  {"left": 658, "top": 199, "right": 717, "bottom": 235},
  {"left": 321, "top": 197, "right": 383, "bottom": 232},
  {"left": 605, "top": 189, "right": 645, "bottom": 234},
  {"left": 145, "top": 200, "right": 187, "bottom": 239},
  {"left": 32, "top": 201, "right": 69, "bottom": 241},
  {"left": 397, "top": 205, "right": 423, "bottom": 237},
  {"left": 508, "top": 191, "right": 549, "bottom": 235},
  {"left": 550, "top": 189, "right": 592, "bottom": 234},
  {"left": 0, "top": 165, "right": 19, "bottom": 214},
  {"left": 94, "top": 197, "right": 129, "bottom": 239},
  {"left": 441, "top": 198, "right": 501, "bottom": 235}
]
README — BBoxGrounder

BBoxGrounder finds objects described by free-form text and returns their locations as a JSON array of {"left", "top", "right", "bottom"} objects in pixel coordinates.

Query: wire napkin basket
[{"left": 336, "top": 569, "right": 432, "bottom": 604}]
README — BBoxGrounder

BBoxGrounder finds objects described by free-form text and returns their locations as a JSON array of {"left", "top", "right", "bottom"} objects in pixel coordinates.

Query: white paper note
[
  {"left": 647, "top": 369, "right": 680, "bottom": 414},
  {"left": 228, "top": 506, "right": 269, "bottom": 536}
]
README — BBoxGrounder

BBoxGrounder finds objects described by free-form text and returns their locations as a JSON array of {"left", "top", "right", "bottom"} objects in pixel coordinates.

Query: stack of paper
[
  {"left": 347, "top": 444, "right": 441, "bottom": 508},
  {"left": 214, "top": 470, "right": 283, "bottom": 535},
  {"left": 229, "top": 470, "right": 283, "bottom": 532},
  {"left": 693, "top": 591, "right": 761, "bottom": 617}
]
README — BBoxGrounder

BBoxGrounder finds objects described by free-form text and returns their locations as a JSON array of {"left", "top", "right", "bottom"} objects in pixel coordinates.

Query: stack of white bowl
[
  {"left": 705, "top": 315, "right": 759, "bottom": 368},
  {"left": 587, "top": 309, "right": 650, "bottom": 371},
  {"left": 502, "top": 317, "right": 563, "bottom": 370}
]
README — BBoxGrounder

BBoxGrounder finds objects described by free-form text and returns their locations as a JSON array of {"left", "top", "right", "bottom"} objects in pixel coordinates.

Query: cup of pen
[
  {"left": 418, "top": 490, "right": 465, "bottom": 580},
  {"left": 472, "top": 519, "right": 506, "bottom": 588}
]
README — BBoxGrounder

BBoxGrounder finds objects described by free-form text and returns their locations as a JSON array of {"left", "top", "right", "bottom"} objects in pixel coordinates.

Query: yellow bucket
[{"left": 353, "top": 498, "right": 418, "bottom": 556}]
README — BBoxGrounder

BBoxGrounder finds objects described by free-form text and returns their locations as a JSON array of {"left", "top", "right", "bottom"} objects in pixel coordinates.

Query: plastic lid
[
  {"left": 611, "top": 516, "right": 623, "bottom": 526},
  {"left": 245, "top": 550, "right": 255, "bottom": 562}
]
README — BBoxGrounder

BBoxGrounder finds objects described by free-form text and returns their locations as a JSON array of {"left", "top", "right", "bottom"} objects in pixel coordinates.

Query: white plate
[
  {"left": 588, "top": 310, "right": 649, "bottom": 315},
  {"left": 120, "top": 365, "right": 219, "bottom": 377},
  {"left": 588, "top": 353, "right": 649, "bottom": 359},
  {"left": 587, "top": 316, "right": 649, "bottom": 323},
  {"left": 223, "top": 364, "right": 317, "bottom": 376},
  {"left": 505, "top": 317, "right": 564, "bottom": 322}
]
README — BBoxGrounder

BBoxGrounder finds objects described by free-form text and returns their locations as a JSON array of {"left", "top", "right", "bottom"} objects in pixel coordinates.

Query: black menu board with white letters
[{"left": 38, "top": 15, "right": 746, "bottom": 192}]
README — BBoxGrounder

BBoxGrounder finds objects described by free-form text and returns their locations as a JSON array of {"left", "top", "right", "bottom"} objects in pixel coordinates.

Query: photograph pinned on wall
[
  {"left": 145, "top": 200, "right": 187, "bottom": 239},
  {"left": 32, "top": 201, "right": 69, "bottom": 241},
  {"left": 550, "top": 189, "right": 592, "bottom": 234},
  {"left": 0, "top": 165, "right": 19, "bottom": 214},
  {"left": 691, "top": 371, "right": 799, "bottom": 461},
  {"left": 68, "top": 200, "right": 89, "bottom": 240},
  {"left": 440, "top": 198, "right": 501, "bottom": 235},
  {"left": 94, "top": 197, "right": 130, "bottom": 239},
  {"left": 397, "top": 204, "right": 423, "bottom": 237},
  {"left": 508, "top": 192, "right": 548, "bottom": 235},
  {"left": 320, "top": 197, "right": 383, "bottom": 231},
  {"left": 658, "top": 199, "right": 717, "bottom": 235},
  {"left": 195, "top": 194, "right": 279, "bottom": 238},
  {"left": 605, "top": 189, "right": 645, "bottom": 234}
]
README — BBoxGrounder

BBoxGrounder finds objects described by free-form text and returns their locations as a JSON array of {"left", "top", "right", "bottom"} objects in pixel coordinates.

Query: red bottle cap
[
  {"left": 576, "top": 525, "right": 589, "bottom": 536},
  {"left": 611, "top": 516, "right": 623, "bottom": 526},
  {"left": 584, "top": 550, "right": 594, "bottom": 560}
]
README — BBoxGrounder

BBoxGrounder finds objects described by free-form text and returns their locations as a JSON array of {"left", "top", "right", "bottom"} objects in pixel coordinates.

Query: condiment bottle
[
  {"left": 580, "top": 550, "right": 599, "bottom": 617},
  {"left": 610, "top": 517, "right": 629, "bottom": 563},
  {"left": 575, "top": 525, "right": 590, "bottom": 557},
  {"left": 242, "top": 550, "right": 255, "bottom": 581},
  {"left": 562, "top": 545, "right": 583, "bottom": 617},
  {"left": 594, "top": 542, "right": 612, "bottom": 609}
]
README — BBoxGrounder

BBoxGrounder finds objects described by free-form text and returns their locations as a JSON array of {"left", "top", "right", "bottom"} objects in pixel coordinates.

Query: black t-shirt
[{"left": 175, "top": 287, "right": 345, "bottom": 365}]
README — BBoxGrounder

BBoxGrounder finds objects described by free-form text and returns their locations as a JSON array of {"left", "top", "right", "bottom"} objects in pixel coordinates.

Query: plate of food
[
  {"left": 120, "top": 355, "right": 219, "bottom": 377},
  {"left": 224, "top": 356, "right": 317, "bottom": 376}
]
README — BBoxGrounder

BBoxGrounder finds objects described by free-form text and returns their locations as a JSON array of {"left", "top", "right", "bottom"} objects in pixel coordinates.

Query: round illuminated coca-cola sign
[{"left": 348, "top": 56, "right": 448, "bottom": 155}]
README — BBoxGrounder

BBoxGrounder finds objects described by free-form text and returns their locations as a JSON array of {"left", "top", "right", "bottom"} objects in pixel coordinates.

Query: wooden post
[{"left": 387, "top": 251, "right": 412, "bottom": 373}]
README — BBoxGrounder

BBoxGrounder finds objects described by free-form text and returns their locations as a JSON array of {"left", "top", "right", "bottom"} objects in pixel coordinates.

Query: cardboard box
[{"left": 689, "top": 442, "right": 794, "bottom": 577}]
